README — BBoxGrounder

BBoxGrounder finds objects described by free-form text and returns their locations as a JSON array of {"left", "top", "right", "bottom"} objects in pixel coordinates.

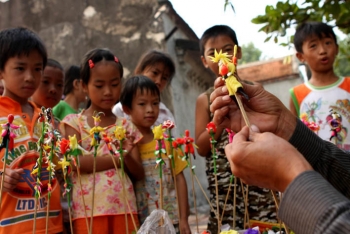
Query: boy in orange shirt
[{"left": 0, "top": 27, "right": 63, "bottom": 234}]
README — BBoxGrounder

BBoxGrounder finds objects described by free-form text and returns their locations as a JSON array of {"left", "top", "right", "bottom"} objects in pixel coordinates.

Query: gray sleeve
[
  {"left": 279, "top": 171, "right": 350, "bottom": 234},
  {"left": 289, "top": 119, "right": 350, "bottom": 198}
]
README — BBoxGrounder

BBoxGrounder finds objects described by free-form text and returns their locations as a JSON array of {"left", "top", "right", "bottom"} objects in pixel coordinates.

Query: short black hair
[
  {"left": 120, "top": 75, "right": 160, "bottom": 110},
  {"left": 294, "top": 21, "right": 337, "bottom": 53},
  {"left": 0, "top": 27, "right": 47, "bottom": 71},
  {"left": 80, "top": 48, "right": 123, "bottom": 85},
  {"left": 63, "top": 65, "right": 80, "bottom": 96},
  {"left": 200, "top": 25, "right": 239, "bottom": 56},
  {"left": 134, "top": 50, "right": 176, "bottom": 83},
  {"left": 47, "top": 58, "right": 64, "bottom": 71}
]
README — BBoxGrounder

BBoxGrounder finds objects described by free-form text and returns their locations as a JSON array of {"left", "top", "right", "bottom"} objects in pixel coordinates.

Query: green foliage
[
  {"left": 240, "top": 42, "right": 262, "bottom": 64},
  {"left": 335, "top": 36, "right": 350, "bottom": 77},
  {"left": 251, "top": 0, "right": 350, "bottom": 45}
]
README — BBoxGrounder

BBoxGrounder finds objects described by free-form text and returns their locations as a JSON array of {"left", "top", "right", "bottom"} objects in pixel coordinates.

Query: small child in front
[{"left": 120, "top": 75, "right": 191, "bottom": 234}]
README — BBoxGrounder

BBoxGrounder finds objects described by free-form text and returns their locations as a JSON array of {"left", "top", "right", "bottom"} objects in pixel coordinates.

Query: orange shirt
[{"left": 0, "top": 97, "right": 62, "bottom": 234}]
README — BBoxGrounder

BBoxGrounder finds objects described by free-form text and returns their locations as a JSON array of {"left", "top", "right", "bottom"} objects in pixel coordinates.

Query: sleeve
[
  {"left": 279, "top": 171, "right": 350, "bottom": 234},
  {"left": 112, "top": 102, "right": 126, "bottom": 118},
  {"left": 289, "top": 87, "right": 299, "bottom": 116},
  {"left": 173, "top": 148, "right": 187, "bottom": 175},
  {"left": 59, "top": 114, "right": 80, "bottom": 136},
  {"left": 52, "top": 102, "right": 63, "bottom": 121},
  {"left": 123, "top": 119, "right": 143, "bottom": 144},
  {"left": 289, "top": 119, "right": 350, "bottom": 198}
]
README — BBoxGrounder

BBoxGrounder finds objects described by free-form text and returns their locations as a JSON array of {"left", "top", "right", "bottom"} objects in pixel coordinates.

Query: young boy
[
  {"left": 0, "top": 27, "right": 63, "bottom": 233},
  {"left": 290, "top": 22, "right": 350, "bottom": 150},
  {"left": 195, "top": 25, "right": 277, "bottom": 231},
  {"left": 31, "top": 58, "right": 65, "bottom": 109},
  {"left": 120, "top": 75, "right": 191, "bottom": 234}
]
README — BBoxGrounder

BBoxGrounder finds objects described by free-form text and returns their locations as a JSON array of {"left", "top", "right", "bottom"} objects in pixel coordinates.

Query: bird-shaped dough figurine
[{"left": 209, "top": 45, "right": 249, "bottom": 100}]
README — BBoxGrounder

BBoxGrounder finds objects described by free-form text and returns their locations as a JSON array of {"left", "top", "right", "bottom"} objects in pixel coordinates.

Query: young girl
[
  {"left": 53, "top": 65, "right": 86, "bottom": 120},
  {"left": 31, "top": 58, "right": 65, "bottom": 109},
  {"left": 120, "top": 75, "right": 191, "bottom": 234},
  {"left": 61, "top": 48, "right": 144, "bottom": 234},
  {"left": 112, "top": 50, "right": 176, "bottom": 127}
]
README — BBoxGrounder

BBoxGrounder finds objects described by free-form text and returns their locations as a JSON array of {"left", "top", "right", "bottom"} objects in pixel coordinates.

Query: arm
[
  {"left": 195, "top": 93, "right": 225, "bottom": 157},
  {"left": 289, "top": 120, "right": 350, "bottom": 198},
  {"left": 64, "top": 124, "right": 120, "bottom": 173},
  {"left": 279, "top": 171, "right": 350, "bottom": 234},
  {"left": 176, "top": 172, "right": 191, "bottom": 234},
  {"left": 123, "top": 141, "right": 144, "bottom": 181}
]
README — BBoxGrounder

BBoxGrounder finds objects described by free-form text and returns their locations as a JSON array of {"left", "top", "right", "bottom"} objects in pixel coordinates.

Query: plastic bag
[{"left": 138, "top": 209, "right": 176, "bottom": 234}]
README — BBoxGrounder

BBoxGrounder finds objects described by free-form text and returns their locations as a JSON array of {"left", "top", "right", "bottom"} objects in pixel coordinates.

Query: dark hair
[
  {"left": 63, "top": 65, "right": 80, "bottom": 96},
  {"left": 0, "top": 27, "right": 47, "bottom": 71},
  {"left": 294, "top": 22, "right": 337, "bottom": 53},
  {"left": 46, "top": 58, "right": 64, "bottom": 71},
  {"left": 80, "top": 48, "right": 123, "bottom": 85},
  {"left": 134, "top": 50, "right": 175, "bottom": 83},
  {"left": 200, "top": 25, "right": 239, "bottom": 56},
  {"left": 120, "top": 75, "right": 160, "bottom": 110}
]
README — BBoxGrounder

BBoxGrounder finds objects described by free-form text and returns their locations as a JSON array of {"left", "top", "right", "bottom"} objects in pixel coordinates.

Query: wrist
[{"left": 277, "top": 110, "right": 297, "bottom": 141}]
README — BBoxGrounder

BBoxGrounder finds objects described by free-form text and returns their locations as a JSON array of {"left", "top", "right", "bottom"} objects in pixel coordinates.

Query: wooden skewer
[
  {"left": 76, "top": 166, "right": 90, "bottom": 232},
  {"left": 233, "top": 176, "right": 237, "bottom": 229},
  {"left": 220, "top": 179, "right": 232, "bottom": 224},
  {"left": 0, "top": 140, "right": 9, "bottom": 210},
  {"left": 89, "top": 149, "right": 97, "bottom": 234},
  {"left": 188, "top": 155, "right": 199, "bottom": 234},
  {"left": 68, "top": 206, "right": 74, "bottom": 234},
  {"left": 110, "top": 154, "right": 137, "bottom": 232},
  {"left": 271, "top": 190, "right": 290, "bottom": 234},
  {"left": 193, "top": 175, "right": 216, "bottom": 214},
  {"left": 235, "top": 94, "right": 251, "bottom": 128}
]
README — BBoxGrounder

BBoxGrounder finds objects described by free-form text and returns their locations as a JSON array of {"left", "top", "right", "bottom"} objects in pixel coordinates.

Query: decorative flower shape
[
  {"left": 206, "top": 122, "right": 217, "bottom": 135},
  {"left": 162, "top": 120, "right": 175, "bottom": 129},
  {"left": 153, "top": 124, "right": 165, "bottom": 140},
  {"left": 114, "top": 126, "right": 126, "bottom": 141}
]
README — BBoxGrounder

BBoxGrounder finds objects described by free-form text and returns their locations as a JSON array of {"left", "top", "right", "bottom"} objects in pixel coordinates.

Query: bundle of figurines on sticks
[{"left": 0, "top": 109, "right": 140, "bottom": 234}]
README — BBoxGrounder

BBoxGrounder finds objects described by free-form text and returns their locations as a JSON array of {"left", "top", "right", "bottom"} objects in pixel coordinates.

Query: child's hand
[
  {"left": 113, "top": 136, "right": 135, "bottom": 156},
  {"left": 179, "top": 220, "right": 191, "bottom": 234},
  {"left": 1, "top": 168, "right": 24, "bottom": 192}
]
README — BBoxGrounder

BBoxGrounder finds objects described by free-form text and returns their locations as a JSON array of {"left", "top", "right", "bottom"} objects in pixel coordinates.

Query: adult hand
[
  {"left": 1, "top": 168, "right": 24, "bottom": 192},
  {"left": 225, "top": 126, "right": 313, "bottom": 192},
  {"left": 210, "top": 78, "right": 296, "bottom": 141}
]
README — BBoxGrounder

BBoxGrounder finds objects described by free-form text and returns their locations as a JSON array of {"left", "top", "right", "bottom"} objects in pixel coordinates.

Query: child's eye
[
  {"left": 95, "top": 85, "right": 102, "bottom": 89},
  {"left": 152, "top": 71, "right": 158, "bottom": 75},
  {"left": 138, "top": 103, "right": 145, "bottom": 106},
  {"left": 162, "top": 76, "right": 168, "bottom": 81},
  {"left": 42, "top": 80, "right": 49, "bottom": 84},
  {"left": 153, "top": 101, "right": 160, "bottom": 106},
  {"left": 15, "top": 67, "right": 24, "bottom": 71},
  {"left": 310, "top": 44, "right": 316, "bottom": 48},
  {"left": 35, "top": 67, "right": 43, "bottom": 72},
  {"left": 112, "top": 83, "right": 119, "bottom": 87}
]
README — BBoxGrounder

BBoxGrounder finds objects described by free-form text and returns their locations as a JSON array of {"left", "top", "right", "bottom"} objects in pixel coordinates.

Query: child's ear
[
  {"left": 296, "top": 52, "right": 305, "bottom": 63},
  {"left": 201, "top": 55, "right": 209, "bottom": 68},
  {"left": 236, "top": 46, "right": 242, "bottom": 59},
  {"left": 122, "top": 105, "right": 131, "bottom": 115},
  {"left": 73, "top": 79, "right": 80, "bottom": 89}
]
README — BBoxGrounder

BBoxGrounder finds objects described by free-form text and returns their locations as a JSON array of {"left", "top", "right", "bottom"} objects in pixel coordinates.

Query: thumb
[{"left": 248, "top": 124, "right": 260, "bottom": 141}]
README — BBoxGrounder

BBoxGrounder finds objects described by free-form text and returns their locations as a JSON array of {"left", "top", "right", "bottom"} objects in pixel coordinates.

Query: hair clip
[
  {"left": 89, "top": 59, "right": 94, "bottom": 69},
  {"left": 114, "top": 56, "right": 119, "bottom": 63}
]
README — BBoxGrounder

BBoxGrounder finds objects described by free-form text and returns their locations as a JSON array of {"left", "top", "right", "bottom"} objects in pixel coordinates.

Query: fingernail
[
  {"left": 250, "top": 124, "right": 260, "bottom": 133},
  {"left": 221, "top": 86, "right": 228, "bottom": 93}
]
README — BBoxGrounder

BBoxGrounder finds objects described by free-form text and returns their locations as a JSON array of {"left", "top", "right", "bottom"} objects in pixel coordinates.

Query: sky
[{"left": 169, "top": 0, "right": 344, "bottom": 59}]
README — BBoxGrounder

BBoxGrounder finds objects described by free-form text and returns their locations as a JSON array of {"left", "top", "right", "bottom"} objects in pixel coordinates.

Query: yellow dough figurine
[{"left": 209, "top": 45, "right": 249, "bottom": 100}]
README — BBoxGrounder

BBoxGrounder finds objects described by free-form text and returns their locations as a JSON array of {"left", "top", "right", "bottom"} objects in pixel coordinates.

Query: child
[
  {"left": 290, "top": 21, "right": 350, "bottom": 150},
  {"left": 61, "top": 48, "right": 144, "bottom": 234},
  {"left": 120, "top": 75, "right": 191, "bottom": 234},
  {"left": 31, "top": 58, "right": 64, "bottom": 109},
  {"left": 113, "top": 50, "right": 176, "bottom": 127},
  {"left": 53, "top": 65, "right": 86, "bottom": 120},
  {"left": 0, "top": 27, "right": 63, "bottom": 233},
  {"left": 196, "top": 25, "right": 277, "bottom": 231}
]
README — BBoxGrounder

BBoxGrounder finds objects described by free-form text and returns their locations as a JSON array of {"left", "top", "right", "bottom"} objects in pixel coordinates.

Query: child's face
[
  {"left": 31, "top": 66, "right": 64, "bottom": 108},
  {"left": 0, "top": 50, "right": 43, "bottom": 104},
  {"left": 201, "top": 35, "right": 242, "bottom": 77},
  {"left": 142, "top": 63, "right": 170, "bottom": 93},
  {"left": 297, "top": 35, "right": 338, "bottom": 74},
  {"left": 127, "top": 89, "right": 160, "bottom": 130},
  {"left": 84, "top": 60, "right": 121, "bottom": 112}
]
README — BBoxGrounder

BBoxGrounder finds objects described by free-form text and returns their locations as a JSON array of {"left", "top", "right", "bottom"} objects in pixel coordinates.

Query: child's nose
[{"left": 49, "top": 84, "right": 57, "bottom": 94}]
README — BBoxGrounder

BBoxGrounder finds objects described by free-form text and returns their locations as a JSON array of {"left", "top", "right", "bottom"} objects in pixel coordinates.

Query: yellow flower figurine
[
  {"left": 153, "top": 124, "right": 165, "bottom": 140},
  {"left": 114, "top": 126, "right": 126, "bottom": 141}
]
